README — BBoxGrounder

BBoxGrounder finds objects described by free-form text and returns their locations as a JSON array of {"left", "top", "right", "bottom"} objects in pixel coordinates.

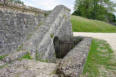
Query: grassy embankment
[
  {"left": 71, "top": 15, "right": 116, "bottom": 32},
  {"left": 81, "top": 39, "right": 116, "bottom": 77}
]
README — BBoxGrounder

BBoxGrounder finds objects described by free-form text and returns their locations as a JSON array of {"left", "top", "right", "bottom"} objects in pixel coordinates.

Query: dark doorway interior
[{"left": 53, "top": 37, "right": 74, "bottom": 58}]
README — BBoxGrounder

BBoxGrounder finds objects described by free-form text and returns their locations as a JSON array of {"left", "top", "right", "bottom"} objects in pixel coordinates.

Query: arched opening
[{"left": 53, "top": 37, "right": 60, "bottom": 58}]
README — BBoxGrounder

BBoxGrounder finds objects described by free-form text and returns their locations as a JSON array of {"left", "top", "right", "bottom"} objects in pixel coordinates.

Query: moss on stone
[
  {"left": 35, "top": 50, "right": 40, "bottom": 61},
  {"left": 26, "top": 33, "right": 33, "bottom": 40},
  {"left": 0, "top": 55, "right": 7, "bottom": 60},
  {"left": 35, "top": 50, "right": 49, "bottom": 62},
  {"left": 16, "top": 44, "right": 24, "bottom": 51},
  {"left": 0, "top": 64, "right": 8, "bottom": 69},
  {"left": 50, "top": 33, "right": 54, "bottom": 38},
  {"left": 38, "top": 22, "right": 43, "bottom": 26},
  {"left": 63, "top": 14, "right": 67, "bottom": 19},
  {"left": 19, "top": 52, "right": 32, "bottom": 60}
]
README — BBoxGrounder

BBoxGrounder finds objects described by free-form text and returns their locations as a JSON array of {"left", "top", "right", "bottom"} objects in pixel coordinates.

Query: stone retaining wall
[
  {"left": 23, "top": 5, "right": 73, "bottom": 62},
  {"left": 0, "top": 4, "right": 73, "bottom": 62},
  {"left": 57, "top": 37, "right": 92, "bottom": 77},
  {"left": 0, "top": 2, "right": 47, "bottom": 55},
  {"left": 0, "top": 3, "right": 92, "bottom": 77},
  {"left": 0, "top": 1, "right": 45, "bottom": 14}
]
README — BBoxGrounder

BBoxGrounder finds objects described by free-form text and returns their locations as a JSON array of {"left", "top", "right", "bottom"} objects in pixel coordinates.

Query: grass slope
[
  {"left": 81, "top": 39, "right": 116, "bottom": 77},
  {"left": 71, "top": 15, "right": 116, "bottom": 32}
]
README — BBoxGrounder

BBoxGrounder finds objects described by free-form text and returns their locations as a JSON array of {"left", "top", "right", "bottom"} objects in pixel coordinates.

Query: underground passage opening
[
  {"left": 53, "top": 37, "right": 74, "bottom": 58},
  {"left": 53, "top": 36, "right": 83, "bottom": 58}
]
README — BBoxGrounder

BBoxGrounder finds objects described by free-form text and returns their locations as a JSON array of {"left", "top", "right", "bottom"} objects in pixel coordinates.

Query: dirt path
[{"left": 73, "top": 32, "right": 116, "bottom": 55}]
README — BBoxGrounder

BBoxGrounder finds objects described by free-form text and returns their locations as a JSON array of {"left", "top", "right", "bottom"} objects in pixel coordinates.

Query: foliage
[
  {"left": 20, "top": 52, "right": 32, "bottom": 60},
  {"left": 71, "top": 15, "right": 116, "bottom": 32},
  {"left": 0, "top": 55, "right": 7, "bottom": 60},
  {"left": 8, "top": 0, "right": 24, "bottom": 4},
  {"left": 50, "top": 34, "right": 54, "bottom": 38},
  {"left": 73, "top": 0, "right": 116, "bottom": 23}
]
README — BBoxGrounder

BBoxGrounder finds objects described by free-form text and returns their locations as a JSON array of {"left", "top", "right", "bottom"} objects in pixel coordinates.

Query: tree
[
  {"left": 73, "top": 0, "right": 116, "bottom": 22},
  {"left": 107, "top": 12, "right": 116, "bottom": 23},
  {"left": 73, "top": 0, "right": 93, "bottom": 18},
  {"left": 9, "top": 0, "right": 24, "bottom": 4}
]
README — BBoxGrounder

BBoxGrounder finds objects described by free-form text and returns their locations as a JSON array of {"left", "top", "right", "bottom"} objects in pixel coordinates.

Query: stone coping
[
  {"left": 57, "top": 37, "right": 92, "bottom": 77},
  {"left": 0, "top": 1, "right": 46, "bottom": 14}
]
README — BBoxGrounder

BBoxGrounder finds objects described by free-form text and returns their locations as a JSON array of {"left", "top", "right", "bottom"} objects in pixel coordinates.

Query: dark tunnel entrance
[{"left": 53, "top": 37, "right": 74, "bottom": 58}]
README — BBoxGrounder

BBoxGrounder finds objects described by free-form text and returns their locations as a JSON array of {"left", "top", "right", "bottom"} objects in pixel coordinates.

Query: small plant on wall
[{"left": 50, "top": 33, "right": 54, "bottom": 38}]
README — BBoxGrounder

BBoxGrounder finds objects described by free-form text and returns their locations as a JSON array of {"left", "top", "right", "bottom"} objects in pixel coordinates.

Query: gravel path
[{"left": 73, "top": 32, "right": 116, "bottom": 55}]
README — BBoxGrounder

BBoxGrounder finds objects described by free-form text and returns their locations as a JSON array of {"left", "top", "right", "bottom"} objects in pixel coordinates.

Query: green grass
[
  {"left": 71, "top": 15, "right": 116, "bottom": 32},
  {"left": 19, "top": 52, "right": 32, "bottom": 60},
  {"left": 82, "top": 39, "right": 116, "bottom": 77},
  {"left": 0, "top": 55, "right": 7, "bottom": 60}
]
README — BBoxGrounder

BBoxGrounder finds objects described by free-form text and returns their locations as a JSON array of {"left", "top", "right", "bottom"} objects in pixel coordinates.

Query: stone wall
[
  {"left": 0, "top": 2, "right": 92, "bottom": 77},
  {"left": 23, "top": 5, "right": 73, "bottom": 62},
  {"left": 0, "top": 3, "right": 73, "bottom": 62},
  {"left": 0, "top": 2, "right": 47, "bottom": 55},
  {"left": 0, "top": 1, "right": 45, "bottom": 14}
]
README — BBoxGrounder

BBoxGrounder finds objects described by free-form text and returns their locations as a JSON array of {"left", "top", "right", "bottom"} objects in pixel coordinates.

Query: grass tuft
[
  {"left": 20, "top": 52, "right": 32, "bottom": 60},
  {"left": 0, "top": 55, "right": 7, "bottom": 60}
]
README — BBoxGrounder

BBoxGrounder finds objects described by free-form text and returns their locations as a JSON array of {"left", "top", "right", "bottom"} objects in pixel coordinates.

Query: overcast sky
[{"left": 22, "top": 0, "right": 116, "bottom": 14}]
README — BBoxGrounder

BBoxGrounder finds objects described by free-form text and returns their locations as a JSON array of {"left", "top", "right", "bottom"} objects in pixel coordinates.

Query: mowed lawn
[{"left": 71, "top": 15, "right": 116, "bottom": 32}]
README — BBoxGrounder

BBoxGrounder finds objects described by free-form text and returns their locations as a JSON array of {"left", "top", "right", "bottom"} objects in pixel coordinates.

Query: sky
[
  {"left": 21, "top": 0, "right": 75, "bottom": 13},
  {"left": 22, "top": 0, "right": 116, "bottom": 13}
]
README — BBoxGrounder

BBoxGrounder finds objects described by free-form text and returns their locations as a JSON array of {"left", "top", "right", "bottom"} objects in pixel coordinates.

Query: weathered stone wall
[
  {"left": 0, "top": 2, "right": 47, "bottom": 55},
  {"left": 0, "top": 1, "right": 45, "bottom": 14},
  {"left": 0, "top": 2, "right": 92, "bottom": 77},
  {"left": 0, "top": 2, "right": 73, "bottom": 62},
  {"left": 23, "top": 5, "right": 73, "bottom": 62}
]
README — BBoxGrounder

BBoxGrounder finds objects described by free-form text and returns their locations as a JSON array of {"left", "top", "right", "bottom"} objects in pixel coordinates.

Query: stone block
[{"left": 57, "top": 37, "right": 92, "bottom": 77}]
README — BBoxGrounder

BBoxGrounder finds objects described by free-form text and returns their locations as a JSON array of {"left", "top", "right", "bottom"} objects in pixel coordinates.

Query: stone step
[{"left": 0, "top": 60, "right": 58, "bottom": 77}]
